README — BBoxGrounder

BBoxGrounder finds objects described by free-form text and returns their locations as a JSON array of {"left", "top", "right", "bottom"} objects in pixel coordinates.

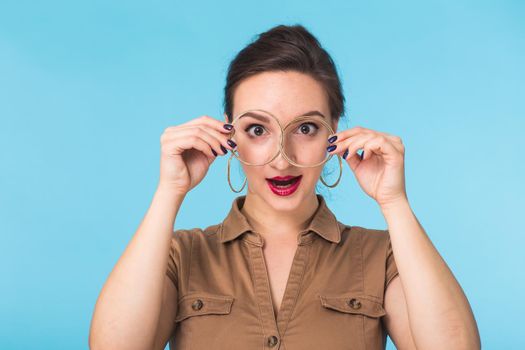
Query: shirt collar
[{"left": 219, "top": 194, "right": 342, "bottom": 244}]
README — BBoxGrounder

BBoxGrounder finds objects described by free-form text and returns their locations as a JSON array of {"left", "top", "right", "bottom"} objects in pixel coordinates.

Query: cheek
[
  {"left": 303, "top": 168, "right": 322, "bottom": 183},
  {"left": 243, "top": 167, "right": 260, "bottom": 182}
]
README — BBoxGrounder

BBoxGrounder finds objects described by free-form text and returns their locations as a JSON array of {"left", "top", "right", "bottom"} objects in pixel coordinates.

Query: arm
[
  {"left": 380, "top": 198, "right": 481, "bottom": 350},
  {"left": 328, "top": 125, "right": 481, "bottom": 349},
  {"left": 89, "top": 186, "right": 185, "bottom": 350}
]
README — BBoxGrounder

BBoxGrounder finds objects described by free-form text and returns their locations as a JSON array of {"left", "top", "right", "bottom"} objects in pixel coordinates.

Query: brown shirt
[{"left": 166, "top": 194, "right": 399, "bottom": 349}]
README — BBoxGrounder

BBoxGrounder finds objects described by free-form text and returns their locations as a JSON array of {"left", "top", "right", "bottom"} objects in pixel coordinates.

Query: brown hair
[{"left": 223, "top": 24, "right": 346, "bottom": 124}]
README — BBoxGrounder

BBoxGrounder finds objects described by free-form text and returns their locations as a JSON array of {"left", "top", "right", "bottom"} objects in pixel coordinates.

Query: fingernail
[
  {"left": 343, "top": 149, "right": 349, "bottom": 159},
  {"left": 227, "top": 139, "right": 237, "bottom": 148},
  {"left": 223, "top": 124, "right": 233, "bottom": 131},
  {"left": 328, "top": 135, "right": 337, "bottom": 143},
  {"left": 360, "top": 151, "right": 364, "bottom": 160},
  {"left": 220, "top": 145, "right": 228, "bottom": 154},
  {"left": 212, "top": 149, "right": 218, "bottom": 156},
  {"left": 327, "top": 145, "right": 337, "bottom": 152}
]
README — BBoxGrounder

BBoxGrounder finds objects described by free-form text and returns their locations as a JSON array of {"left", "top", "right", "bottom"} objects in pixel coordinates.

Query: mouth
[{"left": 265, "top": 175, "right": 302, "bottom": 196}]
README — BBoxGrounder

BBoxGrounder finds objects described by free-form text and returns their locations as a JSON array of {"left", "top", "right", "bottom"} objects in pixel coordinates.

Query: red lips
[
  {"left": 266, "top": 175, "right": 302, "bottom": 196},
  {"left": 267, "top": 175, "right": 300, "bottom": 181}
]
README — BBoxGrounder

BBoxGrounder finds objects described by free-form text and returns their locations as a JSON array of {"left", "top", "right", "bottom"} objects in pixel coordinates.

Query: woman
[{"left": 89, "top": 25, "right": 480, "bottom": 350}]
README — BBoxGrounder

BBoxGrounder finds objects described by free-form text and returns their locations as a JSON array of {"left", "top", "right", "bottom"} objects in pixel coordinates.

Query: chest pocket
[
  {"left": 319, "top": 293, "right": 386, "bottom": 318},
  {"left": 175, "top": 292, "right": 234, "bottom": 323},
  {"left": 318, "top": 292, "right": 387, "bottom": 349}
]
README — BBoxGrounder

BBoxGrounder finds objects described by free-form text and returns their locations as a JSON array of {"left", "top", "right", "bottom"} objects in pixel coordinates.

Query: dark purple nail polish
[
  {"left": 343, "top": 149, "right": 349, "bottom": 159},
  {"left": 328, "top": 135, "right": 337, "bottom": 143},
  {"left": 327, "top": 145, "right": 337, "bottom": 152},
  {"left": 220, "top": 145, "right": 228, "bottom": 154},
  {"left": 227, "top": 139, "right": 237, "bottom": 148},
  {"left": 223, "top": 124, "right": 233, "bottom": 131},
  {"left": 212, "top": 149, "right": 218, "bottom": 156},
  {"left": 360, "top": 151, "right": 364, "bottom": 160}
]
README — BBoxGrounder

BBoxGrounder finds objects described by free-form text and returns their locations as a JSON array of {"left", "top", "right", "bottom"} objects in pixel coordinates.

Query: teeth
[{"left": 271, "top": 177, "right": 298, "bottom": 187}]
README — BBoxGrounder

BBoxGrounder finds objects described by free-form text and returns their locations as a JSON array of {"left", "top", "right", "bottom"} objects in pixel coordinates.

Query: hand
[
  {"left": 158, "top": 115, "right": 235, "bottom": 195},
  {"left": 327, "top": 126, "right": 407, "bottom": 208}
]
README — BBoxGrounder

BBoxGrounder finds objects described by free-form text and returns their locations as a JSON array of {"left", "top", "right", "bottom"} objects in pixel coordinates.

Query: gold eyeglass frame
[{"left": 226, "top": 109, "right": 343, "bottom": 193}]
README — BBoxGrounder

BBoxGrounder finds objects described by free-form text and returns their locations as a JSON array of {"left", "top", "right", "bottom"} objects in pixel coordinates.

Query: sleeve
[
  {"left": 385, "top": 230, "right": 400, "bottom": 289},
  {"left": 166, "top": 231, "right": 181, "bottom": 288}
]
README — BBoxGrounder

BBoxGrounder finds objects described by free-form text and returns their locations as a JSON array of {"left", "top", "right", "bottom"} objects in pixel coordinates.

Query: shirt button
[
  {"left": 192, "top": 299, "right": 203, "bottom": 311},
  {"left": 347, "top": 298, "right": 361, "bottom": 309},
  {"left": 267, "top": 335, "right": 279, "bottom": 347}
]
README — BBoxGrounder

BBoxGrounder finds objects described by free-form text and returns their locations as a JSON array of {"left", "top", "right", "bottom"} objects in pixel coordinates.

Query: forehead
[{"left": 232, "top": 71, "right": 330, "bottom": 123}]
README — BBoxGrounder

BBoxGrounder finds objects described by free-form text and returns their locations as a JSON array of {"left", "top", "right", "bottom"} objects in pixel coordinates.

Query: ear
[{"left": 331, "top": 118, "right": 339, "bottom": 134}]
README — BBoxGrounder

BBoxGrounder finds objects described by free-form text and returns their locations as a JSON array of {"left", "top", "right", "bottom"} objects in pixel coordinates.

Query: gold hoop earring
[
  {"left": 227, "top": 152, "right": 247, "bottom": 193},
  {"left": 320, "top": 155, "right": 343, "bottom": 188}
]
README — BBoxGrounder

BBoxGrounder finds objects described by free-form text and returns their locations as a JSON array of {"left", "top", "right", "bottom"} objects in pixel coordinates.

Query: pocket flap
[
  {"left": 175, "top": 292, "right": 234, "bottom": 323},
  {"left": 319, "top": 293, "right": 386, "bottom": 318}
]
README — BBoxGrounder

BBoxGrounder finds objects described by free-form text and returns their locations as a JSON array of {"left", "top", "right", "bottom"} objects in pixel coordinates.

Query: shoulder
[
  {"left": 169, "top": 223, "right": 223, "bottom": 251},
  {"left": 338, "top": 223, "right": 393, "bottom": 274},
  {"left": 339, "top": 223, "right": 391, "bottom": 250},
  {"left": 339, "top": 223, "right": 394, "bottom": 296}
]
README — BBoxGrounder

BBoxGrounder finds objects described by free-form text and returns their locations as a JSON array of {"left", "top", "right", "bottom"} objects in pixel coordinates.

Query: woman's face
[{"left": 226, "top": 71, "right": 337, "bottom": 211}]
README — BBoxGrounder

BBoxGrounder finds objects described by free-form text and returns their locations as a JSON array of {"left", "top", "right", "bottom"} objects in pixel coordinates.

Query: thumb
[{"left": 345, "top": 149, "right": 362, "bottom": 172}]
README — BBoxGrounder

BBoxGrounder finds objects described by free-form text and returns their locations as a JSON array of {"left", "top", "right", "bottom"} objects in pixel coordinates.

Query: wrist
[
  {"left": 155, "top": 184, "right": 187, "bottom": 201},
  {"left": 378, "top": 195, "right": 410, "bottom": 215}
]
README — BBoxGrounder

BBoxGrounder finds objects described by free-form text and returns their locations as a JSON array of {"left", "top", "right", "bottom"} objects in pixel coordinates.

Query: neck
[{"left": 240, "top": 192, "right": 320, "bottom": 242}]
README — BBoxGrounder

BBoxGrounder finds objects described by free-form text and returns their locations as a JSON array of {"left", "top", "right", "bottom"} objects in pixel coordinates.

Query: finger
[
  {"left": 345, "top": 148, "right": 362, "bottom": 171},
  {"left": 360, "top": 135, "right": 400, "bottom": 162},
  {"left": 166, "top": 127, "right": 232, "bottom": 157},
  {"left": 171, "top": 125, "right": 234, "bottom": 155},
  {"left": 328, "top": 128, "right": 404, "bottom": 158},
  {"left": 163, "top": 133, "right": 217, "bottom": 162},
  {"left": 163, "top": 128, "right": 219, "bottom": 159},
  {"left": 329, "top": 126, "right": 403, "bottom": 153},
  {"left": 328, "top": 125, "right": 372, "bottom": 141},
  {"left": 384, "top": 134, "right": 404, "bottom": 153},
  {"left": 169, "top": 115, "right": 234, "bottom": 134},
  {"left": 326, "top": 133, "right": 374, "bottom": 172},
  {"left": 328, "top": 133, "right": 375, "bottom": 159}
]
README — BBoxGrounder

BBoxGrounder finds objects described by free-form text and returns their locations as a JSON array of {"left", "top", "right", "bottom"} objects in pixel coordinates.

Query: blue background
[{"left": 1, "top": 1, "right": 523, "bottom": 349}]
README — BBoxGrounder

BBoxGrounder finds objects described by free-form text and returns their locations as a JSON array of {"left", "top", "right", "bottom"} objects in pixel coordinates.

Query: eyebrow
[
  {"left": 239, "top": 110, "right": 327, "bottom": 121},
  {"left": 239, "top": 112, "right": 272, "bottom": 122},
  {"left": 299, "top": 110, "right": 327, "bottom": 119}
]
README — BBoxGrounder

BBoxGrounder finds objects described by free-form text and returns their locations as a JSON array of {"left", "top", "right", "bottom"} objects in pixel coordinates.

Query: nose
[{"left": 269, "top": 148, "right": 295, "bottom": 170}]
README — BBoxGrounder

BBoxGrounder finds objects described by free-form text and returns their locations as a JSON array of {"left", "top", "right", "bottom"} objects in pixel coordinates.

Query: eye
[
  {"left": 245, "top": 124, "right": 267, "bottom": 137},
  {"left": 296, "top": 122, "right": 319, "bottom": 135}
]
